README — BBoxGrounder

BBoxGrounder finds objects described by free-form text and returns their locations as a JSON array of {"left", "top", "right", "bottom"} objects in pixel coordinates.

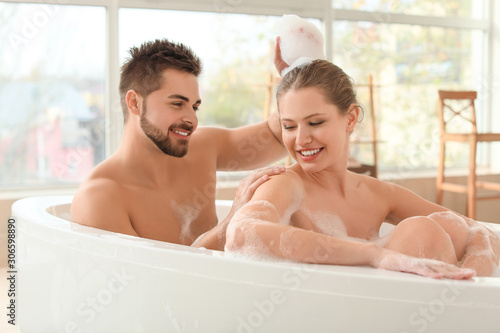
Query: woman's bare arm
[{"left": 225, "top": 174, "right": 474, "bottom": 279}]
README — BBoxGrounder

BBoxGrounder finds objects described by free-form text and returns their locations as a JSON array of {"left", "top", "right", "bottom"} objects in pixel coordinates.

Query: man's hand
[
  {"left": 274, "top": 37, "right": 289, "bottom": 76},
  {"left": 231, "top": 166, "right": 286, "bottom": 213},
  {"left": 191, "top": 166, "right": 286, "bottom": 250}
]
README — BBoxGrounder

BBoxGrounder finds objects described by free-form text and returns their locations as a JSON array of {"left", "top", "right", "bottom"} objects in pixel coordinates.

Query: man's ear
[
  {"left": 125, "top": 90, "right": 142, "bottom": 117},
  {"left": 346, "top": 104, "right": 360, "bottom": 132}
]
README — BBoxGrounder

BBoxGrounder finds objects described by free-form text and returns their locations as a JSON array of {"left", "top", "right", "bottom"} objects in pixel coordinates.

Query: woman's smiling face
[{"left": 279, "top": 87, "right": 353, "bottom": 173}]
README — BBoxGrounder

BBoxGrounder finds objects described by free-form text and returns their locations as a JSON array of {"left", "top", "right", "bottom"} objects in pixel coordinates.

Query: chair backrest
[{"left": 438, "top": 90, "right": 477, "bottom": 134}]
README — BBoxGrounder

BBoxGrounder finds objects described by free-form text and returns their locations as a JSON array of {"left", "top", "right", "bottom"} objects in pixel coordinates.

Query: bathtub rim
[{"left": 12, "top": 195, "right": 500, "bottom": 306}]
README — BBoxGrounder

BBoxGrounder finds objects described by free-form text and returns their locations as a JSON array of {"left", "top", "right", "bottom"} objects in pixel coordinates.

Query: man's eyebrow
[
  {"left": 168, "top": 94, "right": 201, "bottom": 105},
  {"left": 168, "top": 94, "right": 189, "bottom": 102}
]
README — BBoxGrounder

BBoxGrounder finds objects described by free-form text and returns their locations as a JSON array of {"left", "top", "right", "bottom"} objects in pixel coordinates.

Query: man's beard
[{"left": 140, "top": 105, "right": 193, "bottom": 158}]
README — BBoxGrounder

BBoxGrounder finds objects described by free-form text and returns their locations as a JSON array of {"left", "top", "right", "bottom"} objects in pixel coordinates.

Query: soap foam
[
  {"left": 278, "top": 14, "right": 325, "bottom": 76},
  {"left": 171, "top": 200, "right": 202, "bottom": 244},
  {"left": 458, "top": 224, "right": 499, "bottom": 271},
  {"left": 225, "top": 221, "right": 280, "bottom": 262},
  {"left": 279, "top": 193, "right": 303, "bottom": 226},
  {"left": 226, "top": 199, "right": 307, "bottom": 262},
  {"left": 426, "top": 211, "right": 500, "bottom": 273},
  {"left": 225, "top": 200, "right": 281, "bottom": 261},
  {"left": 302, "top": 209, "right": 348, "bottom": 238},
  {"left": 429, "top": 211, "right": 469, "bottom": 235}
]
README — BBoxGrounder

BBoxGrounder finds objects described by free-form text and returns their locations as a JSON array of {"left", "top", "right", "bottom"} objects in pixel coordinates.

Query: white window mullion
[
  {"left": 105, "top": 0, "right": 122, "bottom": 157},
  {"left": 323, "top": 0, "right": 333, "bottom": 61}
]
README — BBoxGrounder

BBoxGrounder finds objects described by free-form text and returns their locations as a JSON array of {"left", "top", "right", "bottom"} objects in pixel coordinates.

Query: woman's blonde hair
[{"left": 276, "top": 59, "right": 363, "bottom": 119}]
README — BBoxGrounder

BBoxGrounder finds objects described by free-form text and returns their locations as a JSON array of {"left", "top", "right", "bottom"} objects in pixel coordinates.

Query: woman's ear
[
  {"left": 125, "top": 90, "right": 142, "bottom": 117},
  {"left": 346, "top": 103, "right": 360, "bottom": 132}
]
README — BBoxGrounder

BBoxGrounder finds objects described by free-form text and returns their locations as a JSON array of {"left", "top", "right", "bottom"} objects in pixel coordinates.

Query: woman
[{"left": 225, "top": 60, "right": 500, "bottom": 279}]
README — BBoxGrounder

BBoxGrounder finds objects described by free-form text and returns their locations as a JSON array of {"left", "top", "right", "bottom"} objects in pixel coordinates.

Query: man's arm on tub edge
[{"left": 70, "top": 178, "right": 140, "bottom": 237}]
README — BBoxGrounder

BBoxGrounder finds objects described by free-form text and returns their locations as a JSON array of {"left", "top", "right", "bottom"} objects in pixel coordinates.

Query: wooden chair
[{"left": 436, "top": 90, "right": 500, "bottom": 219}]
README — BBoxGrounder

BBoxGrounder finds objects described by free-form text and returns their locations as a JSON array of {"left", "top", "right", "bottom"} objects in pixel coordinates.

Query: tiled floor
[{"left": 1, "top": 266, "right": 20, "bottom": 333}]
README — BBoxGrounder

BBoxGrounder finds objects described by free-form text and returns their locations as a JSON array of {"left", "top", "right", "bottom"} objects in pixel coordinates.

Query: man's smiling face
[{"left": 139, "top": 68, "right": 201, "bottom": 157}]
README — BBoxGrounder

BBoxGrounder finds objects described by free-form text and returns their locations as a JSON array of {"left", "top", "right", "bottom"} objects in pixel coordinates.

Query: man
[{"left": 71, "top": 39, "right": 287, "bottom": 250}]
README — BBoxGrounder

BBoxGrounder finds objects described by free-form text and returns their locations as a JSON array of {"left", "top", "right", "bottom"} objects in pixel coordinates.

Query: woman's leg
[{"left": 383, "top": 216, "right": 458, "bottom": 265}]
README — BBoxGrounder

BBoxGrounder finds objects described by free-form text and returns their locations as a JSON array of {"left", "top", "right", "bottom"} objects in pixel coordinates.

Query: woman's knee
[
  {"left": 427, "top": 211, "right": 469, "bottom": 260},
  {"left": 384, "top": 216, "right": 458, "bottom": 264}
]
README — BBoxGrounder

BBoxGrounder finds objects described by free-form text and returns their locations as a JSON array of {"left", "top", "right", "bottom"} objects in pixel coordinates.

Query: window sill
[
  {"left": 0, "top": 185, "right": 78, "bottom": 201},
  {"left": 379, "top": 166, "right": 500, "bottom": 182}
]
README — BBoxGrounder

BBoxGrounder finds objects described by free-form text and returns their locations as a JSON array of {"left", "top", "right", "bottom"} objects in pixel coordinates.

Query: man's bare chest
[{"left": 124, "top": 174, "right": 218, "bottom": 245}]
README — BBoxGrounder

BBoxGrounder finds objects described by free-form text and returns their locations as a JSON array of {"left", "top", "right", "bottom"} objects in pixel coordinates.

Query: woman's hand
[{"left": 375, "top": 249, "right": 475, "bottom": 280}]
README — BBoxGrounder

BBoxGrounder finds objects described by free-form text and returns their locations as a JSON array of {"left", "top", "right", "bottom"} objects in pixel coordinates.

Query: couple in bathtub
[{"left": 72, "top": 38, "right": 499, "bottom": 279}]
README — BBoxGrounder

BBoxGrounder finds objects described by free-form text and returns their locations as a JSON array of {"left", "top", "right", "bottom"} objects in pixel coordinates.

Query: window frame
[{"left": 0, "top": 0, "right": 494, "bottom": 195}]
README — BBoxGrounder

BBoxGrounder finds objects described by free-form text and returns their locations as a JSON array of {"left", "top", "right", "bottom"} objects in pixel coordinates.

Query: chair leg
[
  {"left": 467, "top": 138, "right": 477, "bottom": 219},
  {"left": 436, "top": 138, "right": 445, "bottom": 205}
]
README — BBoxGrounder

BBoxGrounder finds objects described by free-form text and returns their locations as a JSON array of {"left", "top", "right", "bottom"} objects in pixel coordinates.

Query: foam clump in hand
[{"left": 278, "top": 14, "right": 325, "bottom": 77}]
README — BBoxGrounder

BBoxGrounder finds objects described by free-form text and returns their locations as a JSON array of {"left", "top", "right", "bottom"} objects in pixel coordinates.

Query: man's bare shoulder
[
  {"left": 76, "top": 158, "right": 125, "bottom": 197},
  {"left": 70, "top": 159, "right": 138, "bottom": 236}
]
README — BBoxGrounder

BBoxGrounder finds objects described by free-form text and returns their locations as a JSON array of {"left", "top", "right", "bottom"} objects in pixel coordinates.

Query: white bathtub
[{"left": 12, "top": 196, "right": 500, "bottom": 333}]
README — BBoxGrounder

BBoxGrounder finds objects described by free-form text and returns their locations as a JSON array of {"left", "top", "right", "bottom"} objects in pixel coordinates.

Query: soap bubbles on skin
[
  {"left": 279, "top": 194, "right": 302, "bottom": 226},
  {"left": 225, "top": 221, "right": 278, "bottom": 262},
  {"left": 278, "top": 14, "right": 325, "bottom": 76},
  {"left": 226, "top": 200, "right": 303, "bottom": 262},
  {"left": 428, "top": 211, "right": 500, "bottom": 272},
  {"left": 171, "top": 200, "right": 202, "bottom": 244},
  {"left": 302, "top": 209, "right": 348, "bottom": 239},
  {"left": 225, "top": 201, "right": 281, "bottom": 262}
]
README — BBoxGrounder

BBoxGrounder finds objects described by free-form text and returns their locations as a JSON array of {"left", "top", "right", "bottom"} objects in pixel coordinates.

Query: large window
[
  {"left": 335, "top": 22, "right": 485, "bottom": 177},
  {"left": 331, "top": 1, "right": 489, "bottom": 178},
  {"left": 0, "top": 0, "right": 494, "bottom": 190},
  {"left": 0, "top": 2, "right": 105, "bottom": 187}
]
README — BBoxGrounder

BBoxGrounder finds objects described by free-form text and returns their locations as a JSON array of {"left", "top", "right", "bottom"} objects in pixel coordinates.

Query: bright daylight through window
[
  {"left": 0, "top": 0, "right": 491, "bottom": 189},
  {"left": 0, "top": 3, "right": 105, "bottom": 188}
]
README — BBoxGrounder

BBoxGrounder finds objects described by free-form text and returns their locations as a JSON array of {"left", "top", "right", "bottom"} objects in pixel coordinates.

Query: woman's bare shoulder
[
  {"left": 270, "top": 166, "right": 304, "bottom": 188},
  {"left": 348, "top": 171, "right": 389, "bottom": 192},
  {"left": 251, "top": 166, "right": 304, "bottom": 203}
]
